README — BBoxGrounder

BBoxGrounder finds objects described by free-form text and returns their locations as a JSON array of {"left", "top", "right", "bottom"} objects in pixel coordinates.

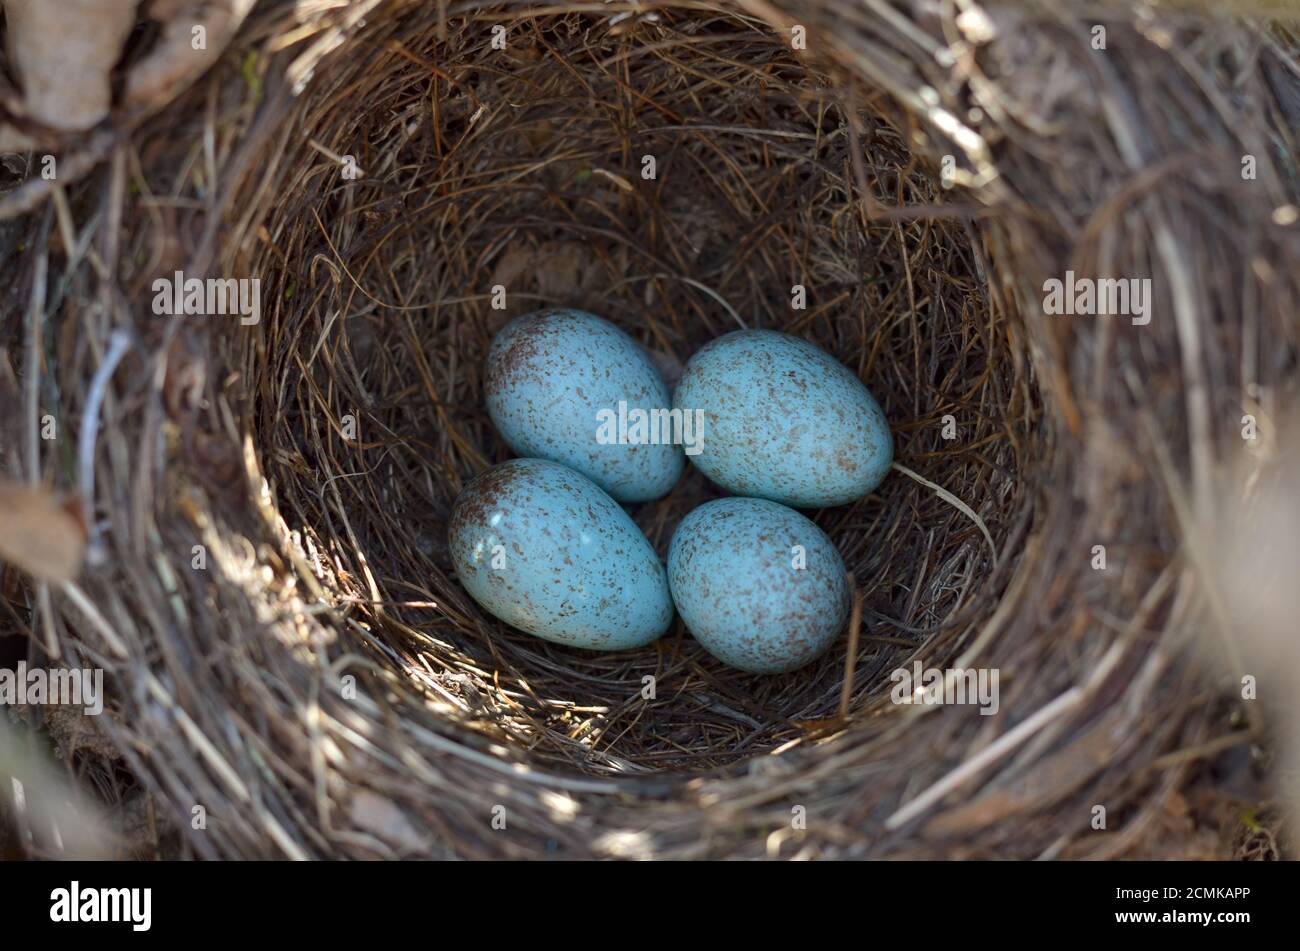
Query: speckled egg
[
  {"left": 449, "top": 458, "right": 674, "bottom": 651},
  {"left": 485, "top": 309, "right": 685, "bottom": 503},
  {"left": 667, "top": 497, "right": 851, "bottom": 673},
  {"left": 672, "top": 329, "right": 892, "bottom": 508}
]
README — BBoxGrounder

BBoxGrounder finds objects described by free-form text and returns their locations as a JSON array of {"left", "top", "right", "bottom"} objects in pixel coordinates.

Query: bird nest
[{"left": 2, "top": 0, "right": 1298, "bottom": 859}]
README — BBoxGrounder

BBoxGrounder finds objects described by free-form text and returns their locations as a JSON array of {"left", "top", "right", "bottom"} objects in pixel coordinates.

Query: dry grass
[{"left": 0, "top": 0, "right": 1297, "bottom": 858}]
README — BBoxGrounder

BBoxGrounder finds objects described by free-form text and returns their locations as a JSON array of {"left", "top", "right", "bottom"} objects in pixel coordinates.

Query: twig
[
  {"left": 885, "top": 687, "right": 1084, "bottom": 830},
  {"left": 78, "top": 330, "right": 132, "bottom": 566},
  {"left": 837, "top": 580, "right": 862, "bottom": 721},
  {"left": 891, "top": 462, "right": 998, "bottom": 566}
]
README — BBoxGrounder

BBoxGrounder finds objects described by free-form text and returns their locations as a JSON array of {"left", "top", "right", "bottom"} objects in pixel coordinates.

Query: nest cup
[
  {"left": 7, "top": 0, "right": 1300, "bottom": 859},
  {"left": 248, "top": 8, "right": 1033, "bottom": 770}
]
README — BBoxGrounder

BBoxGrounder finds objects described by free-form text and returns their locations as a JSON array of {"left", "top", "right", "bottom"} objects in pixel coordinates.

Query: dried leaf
[
  {"left": 0, "top": 480, "right": 86, "bottom": 583},
  {"left": 534, "top": 240, "right": 602, "bottom": 303},
  {"left": 535, "top": 245, "right": 585, "bottom": 301},
  {"left": 488, "top": 243, "right": 534, "bottom": 291},
  {"left": 2, "top": 0, "right": 139, "bottom": 131},
  {"left": 125, "top": 0, "right": 258, "bottom": 112},
  {"left": 348, "top": 791, "right": 430, "bottom": 851},
  {"left": 0, "top": 128, "right": 36, "bottom": 152}
]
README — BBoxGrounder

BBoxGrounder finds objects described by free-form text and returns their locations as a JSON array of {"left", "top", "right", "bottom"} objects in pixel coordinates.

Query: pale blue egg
[
  {"left": 449, "top": 458, "right": 674, "bottom": 651},
  {"left": 672, "top": 330, "right": 892, "bottom": 508},
  {"left": 667, "top": 497, "right": 850, "bottom": 673},
  {"left": 485, "top": 309, "right": 685, "bottom": 503}
]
